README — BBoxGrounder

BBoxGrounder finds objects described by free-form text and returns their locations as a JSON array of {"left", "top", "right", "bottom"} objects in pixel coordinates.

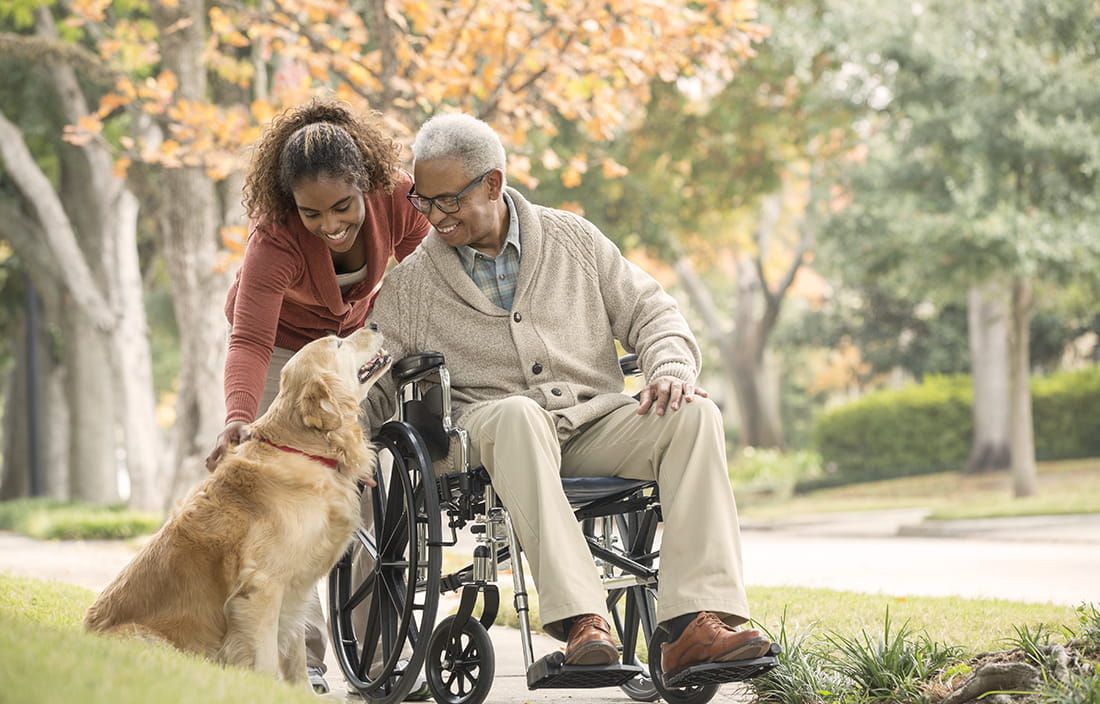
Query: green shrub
[
  {"left": 810, "top": 375, "right": 972, "bottom": 485},
  {"left": 0, "top": 498, "right": 162, "bottom": 541},
  {"left": 1032, "top": 366, "right": 1100, "bottom": 460},
  {"left": 810, "top": 364, "right": 1100, "bottom": 486},
  {"left": 729, "top": 448, "right": 825, "bottom": 499}
]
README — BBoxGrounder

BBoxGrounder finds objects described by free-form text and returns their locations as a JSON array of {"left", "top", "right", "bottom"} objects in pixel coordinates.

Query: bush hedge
[{"left": 809, "top": 365, "right": 1100, "bottom": 486}]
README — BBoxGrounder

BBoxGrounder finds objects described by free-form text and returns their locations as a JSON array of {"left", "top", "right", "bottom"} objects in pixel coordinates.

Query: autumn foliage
[{"left": 60, "top": 0, "right": 763, "bottom": 197}]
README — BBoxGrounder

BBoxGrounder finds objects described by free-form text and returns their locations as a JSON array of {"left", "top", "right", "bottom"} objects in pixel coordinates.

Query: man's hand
[
  {"left": 204, "top": 420, "right": 250, "bottom": 472},
  {"left": 637, "top": 375, "right": 708, "bottom": 416}
]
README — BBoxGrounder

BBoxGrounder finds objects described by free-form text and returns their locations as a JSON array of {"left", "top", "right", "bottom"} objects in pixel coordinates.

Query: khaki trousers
[{"left": 460, "top": 394, "right": 750, "bottom": 641}]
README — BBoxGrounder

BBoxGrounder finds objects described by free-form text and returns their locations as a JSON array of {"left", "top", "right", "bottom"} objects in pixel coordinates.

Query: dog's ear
[{"left": 297, "top": 372, "right": 345, "bottom": 431}]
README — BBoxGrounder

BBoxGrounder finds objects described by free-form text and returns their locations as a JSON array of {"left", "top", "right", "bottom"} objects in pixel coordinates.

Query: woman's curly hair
[{"left": 242, "top": 99, "right": 403, "bottom": 225}]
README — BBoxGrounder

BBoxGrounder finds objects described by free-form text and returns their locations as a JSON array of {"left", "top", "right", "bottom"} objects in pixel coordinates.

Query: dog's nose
[{"left": 367, "top": 322, "right": 378, "bottom": 331}]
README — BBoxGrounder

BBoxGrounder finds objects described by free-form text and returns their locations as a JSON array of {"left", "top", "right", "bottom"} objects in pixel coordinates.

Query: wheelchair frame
[{"left": 327, "top": 353, "right": 779, "bottom": 704}]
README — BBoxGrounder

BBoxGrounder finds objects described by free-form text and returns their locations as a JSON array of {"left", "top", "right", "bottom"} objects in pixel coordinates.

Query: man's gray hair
[{"left": 411, "top": 113, "right": 507, "bottom": 186}]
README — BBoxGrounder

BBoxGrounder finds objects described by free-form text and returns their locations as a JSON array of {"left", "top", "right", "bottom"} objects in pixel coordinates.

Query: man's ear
[
  {"left": 297, "top": 372, "right": 343, "bottom": 431},
  {"left": 486, "top": 168, "right": 504, "bottom": 199}
]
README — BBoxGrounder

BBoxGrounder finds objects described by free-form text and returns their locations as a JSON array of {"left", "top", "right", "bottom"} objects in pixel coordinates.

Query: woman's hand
[
  {"left": 637, "top": 375, "right": 708, "bottom": 416},
  {"left": 205, "top": 421, "right": 250, "bottom": 472}
]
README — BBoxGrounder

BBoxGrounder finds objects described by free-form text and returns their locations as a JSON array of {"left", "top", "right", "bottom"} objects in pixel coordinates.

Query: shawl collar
[{"left": 420, "top": 188, "right": 544, "bottom": 315}]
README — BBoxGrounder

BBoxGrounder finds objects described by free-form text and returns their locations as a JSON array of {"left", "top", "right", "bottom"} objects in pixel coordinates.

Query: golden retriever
[{"left": 84, "top": 326, "right": 391, "bottom": 687}]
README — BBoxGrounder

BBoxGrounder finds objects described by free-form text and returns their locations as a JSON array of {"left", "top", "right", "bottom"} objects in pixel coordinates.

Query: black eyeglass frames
[{"left": 406, "top": 170, "right": 493, "bottom": 215}]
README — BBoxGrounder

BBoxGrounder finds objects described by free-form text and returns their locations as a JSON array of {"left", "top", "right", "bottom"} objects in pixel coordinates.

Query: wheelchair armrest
[
  {"left": 393, "top": 351, "right": 446, "bottom": 386},
  {"left": 619, "top": 353, "right": 639, "bottom": 377}
]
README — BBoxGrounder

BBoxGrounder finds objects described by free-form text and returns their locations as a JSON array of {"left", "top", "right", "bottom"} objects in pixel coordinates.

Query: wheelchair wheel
[
  {"left": 329, "top": 421, "right": 442, "bottom": 704},
  {"left": 647, "top": 627, "right": 719, "bottom": 704},
  {"left": 425, "top": 615, "right": 495, "bottom": 704}
]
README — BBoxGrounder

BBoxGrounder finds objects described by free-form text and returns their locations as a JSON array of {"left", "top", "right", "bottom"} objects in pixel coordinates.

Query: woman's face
[{"left": 291, "top": 175, "right": 366, "bottom": 254}]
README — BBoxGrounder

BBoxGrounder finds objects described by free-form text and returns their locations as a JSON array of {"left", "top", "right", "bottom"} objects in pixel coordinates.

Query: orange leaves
[
  {"left": 215, "top": 225, "right": 250, "bottom": 272},
  {"left": 600, "top": 157, "right": 629, "bottom": 179},
  {"left": 208, "top": 7, "right": 248, "bottom": 47},
  {"left": 50, "top": 0, "right": 763, "bottom": 209},
  {"left": 70, "top": 0, "right": 110, "bottom": 23},
  {"left": 560, "top": 154, "right": 589, "bottom": 189}
]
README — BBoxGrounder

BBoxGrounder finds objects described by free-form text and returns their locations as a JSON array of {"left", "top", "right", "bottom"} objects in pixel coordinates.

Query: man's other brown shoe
[
  {"left": 563, "top": 614, "right": 619, "bottom": 665},
  {"left": 661, "top": 612, "right": 771, "bottom": 678}
]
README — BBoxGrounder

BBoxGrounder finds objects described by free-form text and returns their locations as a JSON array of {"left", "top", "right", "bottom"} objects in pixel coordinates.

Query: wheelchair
[{"left": 328, "top": 352, "right": 780, "bottom": 704}]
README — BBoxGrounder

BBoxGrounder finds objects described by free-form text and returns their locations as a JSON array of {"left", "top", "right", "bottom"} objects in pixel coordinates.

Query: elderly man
[{"left": 363, "top": 113, "right": 771, "bottom": 675}]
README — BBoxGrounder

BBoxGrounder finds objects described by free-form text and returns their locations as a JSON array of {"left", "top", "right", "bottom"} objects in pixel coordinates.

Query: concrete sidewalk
[{"left": 740, "top": 507, "right": 1100, "bottom": 544}]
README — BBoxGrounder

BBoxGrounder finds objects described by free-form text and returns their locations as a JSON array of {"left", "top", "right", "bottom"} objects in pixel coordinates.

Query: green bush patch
[
  {"left": 0, "top": 498, "right": 163, "bottom": 541},
  {"left": 811, "top": 365, "right": 1100, "bottom": 487}
]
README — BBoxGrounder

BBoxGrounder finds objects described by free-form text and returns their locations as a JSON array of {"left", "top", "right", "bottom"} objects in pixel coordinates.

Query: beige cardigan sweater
[{"left": 364, "top": 188, "right": 701, "bottom": 442}]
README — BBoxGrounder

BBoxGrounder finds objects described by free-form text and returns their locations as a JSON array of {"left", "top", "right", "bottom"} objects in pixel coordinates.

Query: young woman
[{"left": 205, "top": 99, "right": 429, "bottom": 693}]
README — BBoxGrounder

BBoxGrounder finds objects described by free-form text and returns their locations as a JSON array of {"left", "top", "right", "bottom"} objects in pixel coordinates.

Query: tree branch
[
  {"left": 0, "top": 109, "right": 115, "bottom": 331},
  {"left": 0, "top": 32, "right": 118, "bottom": 87}
]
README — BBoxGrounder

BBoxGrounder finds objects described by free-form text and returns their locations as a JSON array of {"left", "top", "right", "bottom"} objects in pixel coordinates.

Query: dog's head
[
  {"left": 281, "top": 326, "right": 392, "bottom": 430},
  {"left": 253, "top": 325, "right": 391, "bottom": 475}
]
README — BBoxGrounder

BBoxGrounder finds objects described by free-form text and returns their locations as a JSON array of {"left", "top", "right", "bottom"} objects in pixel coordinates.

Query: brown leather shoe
[
  {"left": 661, "top": 612, "right": 771, "bottom": 678},
  {"left": 563, "top": 614, "right": 619, "bottom": 666}
]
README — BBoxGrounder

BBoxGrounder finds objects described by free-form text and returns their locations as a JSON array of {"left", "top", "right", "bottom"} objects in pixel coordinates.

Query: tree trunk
[
  {"left": 965, "top": 282, "right": 1011, "bottom": 473},
  {"left": 671, "top": 188, "right": 807, "bottom": 450},
  {"left": 1009, "top": 277, "right": 1038, "bottom": 497},
  {"left": 0, "top": 211, "right": 73, "bottom": 497},
  {"left": 0, "top": 6, "right": 165, "bottom": 509},
  {"left": 109, "top": 187, "right": 165, "bottom": 511},
  {"left": 151, "top": 0, "right": 231, "bottom": 506},
  {"left": 673, "top": 256, "right": 742, "bottom": 432},
  {"left": 730, "top": 254, "right": 785, "bottom": 449}
]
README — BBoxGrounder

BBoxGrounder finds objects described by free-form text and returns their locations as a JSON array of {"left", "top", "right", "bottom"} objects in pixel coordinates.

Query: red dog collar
[{"left": 257, "top": 437, "right": 339, "bottom": 470}]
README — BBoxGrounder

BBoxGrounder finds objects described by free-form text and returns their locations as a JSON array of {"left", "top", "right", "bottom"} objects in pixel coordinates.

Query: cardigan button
[
  {"left": 532, "top": 363, "right": 543, "bottom": 375},
  {"left": 513, "top": 312, "right": 522, "bottom": 323},
  {"left": 550, "top": 387, "right": 562, "bottom": 396}
]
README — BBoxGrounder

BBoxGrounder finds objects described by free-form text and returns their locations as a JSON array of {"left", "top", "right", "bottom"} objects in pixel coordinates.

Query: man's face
[{"left": 412, "top": 158, "right": 505, "bottom": 256}]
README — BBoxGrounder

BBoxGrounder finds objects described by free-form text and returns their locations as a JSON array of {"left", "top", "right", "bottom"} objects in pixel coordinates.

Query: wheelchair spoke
[{"left": 343, "top": 571, "right": 376, "bottom": 614}]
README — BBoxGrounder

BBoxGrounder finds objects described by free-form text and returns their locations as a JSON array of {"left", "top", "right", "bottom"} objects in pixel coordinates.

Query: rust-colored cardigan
[{"left": 223, "top": 172, "right": 429, "bottom": 424}]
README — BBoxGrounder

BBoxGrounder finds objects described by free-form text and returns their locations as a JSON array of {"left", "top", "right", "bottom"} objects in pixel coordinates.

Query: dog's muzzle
[{"left": 359, "top": 353, "right": 391, "bottom": 383}]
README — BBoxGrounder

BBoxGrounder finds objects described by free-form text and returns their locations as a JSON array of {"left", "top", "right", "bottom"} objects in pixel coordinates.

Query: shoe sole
[
  {"left": 664, "top": 636, "right": 772, "bottom": 679},
  {"left": 564, "top": 641, "right": 620, "bottom": 666}
]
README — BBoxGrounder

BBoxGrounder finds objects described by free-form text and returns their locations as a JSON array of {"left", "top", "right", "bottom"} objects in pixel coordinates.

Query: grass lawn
[
  {"left": 737, "top": 457, "right": 1100, "bottom": 521},
  {"left": 3, "top": 572, "right": 1089, "bottom": 704},
  {"left": 483, "top": 578, "right": 1082, "bottom": 656},
  {"left": 0, "top": 574, "right": 319, "bottom": 704}
]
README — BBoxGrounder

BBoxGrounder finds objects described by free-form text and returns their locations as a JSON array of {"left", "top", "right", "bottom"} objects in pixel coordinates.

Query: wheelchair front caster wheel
[
  {"left": 620, "top": 670, "right": 661, "bottom": 702},
  {"left": 425, "top": 615, "right": 495, "bottom": 704},
  {"left": 647, "top": 627, "right": 719, "bottom": 704}
]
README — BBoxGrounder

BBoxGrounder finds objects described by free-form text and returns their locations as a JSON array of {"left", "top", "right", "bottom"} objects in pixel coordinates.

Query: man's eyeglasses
[{"left": 407, "top": 170, "right": 492, "bottom": 215}]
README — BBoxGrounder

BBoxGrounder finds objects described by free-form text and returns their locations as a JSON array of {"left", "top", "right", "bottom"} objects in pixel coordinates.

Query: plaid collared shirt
[{"left": 457, "top": 192, "right": 521, "bottom": 310}]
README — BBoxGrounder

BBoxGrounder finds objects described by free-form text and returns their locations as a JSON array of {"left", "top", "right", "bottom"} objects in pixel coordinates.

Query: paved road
[
  {"left": 3, "top": 509, "right": 1098, "bottom": 703},
  {"left": 740, "top": 508, "right": 1100, "bottom": 607}
]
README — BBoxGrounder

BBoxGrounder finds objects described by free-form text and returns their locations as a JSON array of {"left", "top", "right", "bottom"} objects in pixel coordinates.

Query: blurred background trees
[{"left": 1, "top": 0, "right": 1097, "bottom": 508}]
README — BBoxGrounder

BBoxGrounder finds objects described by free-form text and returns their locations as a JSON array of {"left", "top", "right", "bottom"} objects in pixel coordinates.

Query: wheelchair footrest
[
  {"left": 527, "top": 651, "right": 644, "bottom": 690},
  {"left": 664, "top": 643, "right": 782, "bottom": 688}
]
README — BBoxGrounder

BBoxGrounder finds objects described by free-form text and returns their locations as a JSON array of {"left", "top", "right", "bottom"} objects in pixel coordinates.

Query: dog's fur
[{"left": 84, "top": 326, "right": 391, "bottom": 686}]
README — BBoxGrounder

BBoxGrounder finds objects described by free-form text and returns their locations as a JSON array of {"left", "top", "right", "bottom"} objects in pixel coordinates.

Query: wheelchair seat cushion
[{"left": 560, "top": 476, "right": 654, "bottom": 507}]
